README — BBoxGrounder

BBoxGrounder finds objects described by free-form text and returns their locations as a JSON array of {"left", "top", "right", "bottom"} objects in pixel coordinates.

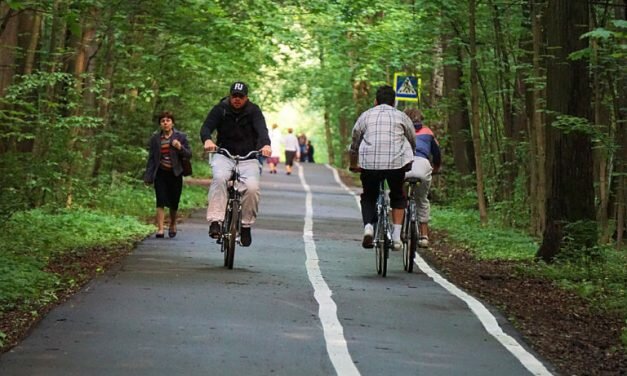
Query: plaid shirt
[{"left": 350, "top": 104, "right": 416, "bottom": 170}]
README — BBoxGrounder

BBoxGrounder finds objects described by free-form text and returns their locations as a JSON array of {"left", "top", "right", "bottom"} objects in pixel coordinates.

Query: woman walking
[{"left": 143, "top": 111, "right": 192, "bottom": 238}]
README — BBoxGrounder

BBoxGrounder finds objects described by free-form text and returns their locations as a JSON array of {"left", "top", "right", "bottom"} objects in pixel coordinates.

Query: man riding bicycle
[
  {"left": 349, "top": 85, "right": 416, "bottom": 250},
  {"left": 200, "top": 81, "right": 271, "bottom": 246}
]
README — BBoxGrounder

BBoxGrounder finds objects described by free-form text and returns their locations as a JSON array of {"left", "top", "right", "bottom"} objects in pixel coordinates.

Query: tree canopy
[{"left": 0, "top": 0, "right": 625, "bottom": 257}]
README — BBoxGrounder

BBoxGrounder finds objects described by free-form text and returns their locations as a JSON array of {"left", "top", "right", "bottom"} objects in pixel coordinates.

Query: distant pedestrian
[
  {"left": 268, "top": 123, "right": 282, "bottom": 174},
  {"left": 306, "top": 140, "right": 315, "bottom": 163},
  {"left": 143, "top": 111, "right": 192, "bottom": 238},
  {"left": 283, "top": 128, "right": 300, "bottom": 175},
  {"left": 297, "top": 133, "right": 308, "bottom": 162}
]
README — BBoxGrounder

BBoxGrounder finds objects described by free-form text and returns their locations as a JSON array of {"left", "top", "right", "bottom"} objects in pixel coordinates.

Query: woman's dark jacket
[
  {"left": 143, "top": 129, "right": 192, "bottom": 183},
  {"left": 199, "top": 98, "right": 270, "bottom": 156}
]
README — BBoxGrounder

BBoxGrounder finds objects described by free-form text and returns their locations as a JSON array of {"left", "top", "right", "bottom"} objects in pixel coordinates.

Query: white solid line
[
  {"left": 298, "top": 164, "right": 361, "bottom": 376},
  {"left": 324, "top": 164, "right": 361, "bottom": 208},
  {"left": 325, "top": 164, "right": 552, "bottom": 376},
  {"left": 412, "top": 256, "right": 553, "bottom": 376}
]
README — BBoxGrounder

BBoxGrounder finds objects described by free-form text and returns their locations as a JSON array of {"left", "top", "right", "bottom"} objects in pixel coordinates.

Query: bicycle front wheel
[
  {"left": 221, "top": 211, "right": 230, "bottom": 266},
  {"left": 224, "top": 207, "right": 239, "bottom": 269}
]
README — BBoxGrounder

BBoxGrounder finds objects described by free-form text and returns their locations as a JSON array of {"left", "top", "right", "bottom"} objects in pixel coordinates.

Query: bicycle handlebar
[{"left": 209, "top": 148, "right": 260, "bottom": 161}]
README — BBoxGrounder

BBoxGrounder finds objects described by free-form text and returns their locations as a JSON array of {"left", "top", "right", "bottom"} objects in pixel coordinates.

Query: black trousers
[
  {"left": 359, "top": 168, "right": 407, "bottom": 226},
  {"left": 285, "top": 150, "right": 297, "bottom": 166},
  {"left": 154, "top": 168, "right": 183, "bottom": 210}
]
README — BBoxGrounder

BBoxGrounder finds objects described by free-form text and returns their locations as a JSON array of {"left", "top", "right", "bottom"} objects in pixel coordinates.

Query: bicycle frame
[{"left": 211, "top": 148, "right": 259, "bottom": 269}]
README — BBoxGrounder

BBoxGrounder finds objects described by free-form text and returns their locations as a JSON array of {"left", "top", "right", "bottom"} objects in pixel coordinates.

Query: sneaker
[
  {"left": 362, "top": 224, "right": 374, "bottom": 249},
  {"left": 209, "top": 221, "right": 221, "bottom": 239},
  {"left": 418, "top": 236, "right": 429, "bottom": 248},
  {"left": 240, "top": 227, "right": 252, "bottom": 247},
  {"left": 393, "top": 240, "right": 402, "bottom": 251}
]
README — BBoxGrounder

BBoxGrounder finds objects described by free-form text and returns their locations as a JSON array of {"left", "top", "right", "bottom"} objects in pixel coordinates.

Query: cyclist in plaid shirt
[{"left": 349, "top": 85, "right": 416, "bottom": 250}]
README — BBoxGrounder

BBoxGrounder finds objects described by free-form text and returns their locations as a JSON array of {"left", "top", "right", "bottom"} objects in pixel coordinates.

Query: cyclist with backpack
[{"left": 200, "top": 82, "right": 271, "bottom": 247}]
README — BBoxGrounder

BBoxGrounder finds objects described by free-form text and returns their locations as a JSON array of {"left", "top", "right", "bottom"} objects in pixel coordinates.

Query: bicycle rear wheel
[
  {"left": 224, "top": 207, "right": 239, "bottom": 269},
  {"left": 374, "top": 221, "right": 382, "bottom": 275},
  {"left": 405, "top": 220, "right": 418, "bottom": 273},
  {"left": 402, "top": 209, "right": 411, "bottom": 271},
  {"left": 376, "top": 221, "right": 388, "bottom": 277}
]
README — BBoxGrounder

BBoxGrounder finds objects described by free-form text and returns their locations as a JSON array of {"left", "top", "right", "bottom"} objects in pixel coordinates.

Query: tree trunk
[
  {"left": 489, "top": 0, "right": 518, "bottom": 205},
  {"left": 469, "top": 0, "right": 488, "bottom": 224},
  {"left": 0, "top": 3, "right": 18, "bottom": 154},
  {"left": 430, "top": 40, "right": 444, "bottom": 106},
  {"left": 590, "top": 32, "right": 613, "bottom": 243},
  {"left": 64, "top": 8, "right": 99, "bottom": 207},
  {"left": 611, "top": 1, "right": 626, "bottom": 249},
  {"left": 0, "top": 5, "right": 17, "bottom": 99},
  {"left": 528, "top": 0, "right": 548, "bottom": 237},
  {"left": 46, "top": 0, "right": 67, "bottom": 75},
  {"left": 324, "top": 109, "right": 335, "bottom": 165},
  {"left": 537, "top": 0, "right": 596, "bottom": 262},
  {"left": 318, "top": 41, "right": 335, "bottom": 166},
  {"left": 339, "top": 112, "right": 350, "bottom": 167},
  {"left": 442, "top": 33, "right": 475, "bottom": 176},
  {"left": 22, "top": 10, "right": 41, "bottom": 74},
  {"left": 92, "top": 14, "right": 117, "bottom": 178}
]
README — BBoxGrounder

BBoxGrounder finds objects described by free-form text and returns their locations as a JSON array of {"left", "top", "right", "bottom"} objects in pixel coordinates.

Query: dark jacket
[
  {"left": 199, "top": 98, "right": 270, "bottom": 156},
  {"left": 414, "top": 124, "right": 441, "bottom": 169},
  {"left": 143, "top": 129, "right": 192, "bottom": 183}
]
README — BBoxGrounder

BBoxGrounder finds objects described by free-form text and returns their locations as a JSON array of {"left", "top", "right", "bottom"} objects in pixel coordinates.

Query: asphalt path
[{"left": 0, "top": 163, "right": 555, "bottom": 376}]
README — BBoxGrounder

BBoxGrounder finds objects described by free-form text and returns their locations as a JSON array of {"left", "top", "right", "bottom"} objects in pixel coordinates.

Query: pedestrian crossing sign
[{"left": 394, "top": 73, "right": 419, "bottom": 102}]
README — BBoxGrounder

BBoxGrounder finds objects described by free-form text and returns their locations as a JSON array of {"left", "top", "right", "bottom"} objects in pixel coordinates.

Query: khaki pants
[
  {"left": 404, "top": 157, "right": 433, "bottom": 223},
  {"left": 206, "top": 154, "right": 261, "bottom": 226}
]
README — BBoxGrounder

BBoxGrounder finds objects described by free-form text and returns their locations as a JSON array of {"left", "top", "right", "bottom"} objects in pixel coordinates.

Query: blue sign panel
[{"left": 394, "top": 73, "right": 419, "bottom": 102}]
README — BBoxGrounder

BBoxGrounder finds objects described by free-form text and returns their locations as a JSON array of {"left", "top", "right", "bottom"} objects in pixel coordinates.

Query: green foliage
[
  {"left": 5, "top": 209, "right": 153, "bottom": 258},
  {"left": 556, "top": 220, "right": 600, "bottom": 261},
  {"left": 0, "top": 253, "right": 58, "bottom": 311},
  {"left": 530, "top": 249, "right": 627, "bottom": 316},
  {"left": 431, "top": 207, "right": 538, "bottom": 260},
  {"left": 550, "top": 114, "right": 595, "bottom": 136},
  {"left": 178, "top": 184, "right": 208, "bottom": 209},
  {"left": 437, "top": 170, "right": 479, "bottom": 210}
]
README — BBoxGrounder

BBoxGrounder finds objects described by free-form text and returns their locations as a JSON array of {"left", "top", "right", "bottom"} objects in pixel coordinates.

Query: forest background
[{"left": 0, "top": 0, "right": 625, "bottom": 371}]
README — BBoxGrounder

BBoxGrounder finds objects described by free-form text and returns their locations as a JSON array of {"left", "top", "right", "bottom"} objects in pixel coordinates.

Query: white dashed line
[{"left": 298, "top": 164, "right": 360, "bottom": 376}]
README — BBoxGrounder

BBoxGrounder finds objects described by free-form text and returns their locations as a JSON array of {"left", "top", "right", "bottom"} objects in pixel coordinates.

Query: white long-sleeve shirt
[
  {"left": 270, "top": 128, "right": 283, "bottom": 157},
  {"left": 283, "top": 133, "right": 299, "bottom": 152}
]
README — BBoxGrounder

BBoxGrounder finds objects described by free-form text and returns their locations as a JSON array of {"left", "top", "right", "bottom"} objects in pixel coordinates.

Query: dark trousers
[
  {"left": 154, "top": 168, "right": 183, "bottom": 210},
  {"left": 285, "top": 150, "right": 297, "bottom": 166},
  {"left": 359, "top": 168, "right": 407, "bottom": 225}
]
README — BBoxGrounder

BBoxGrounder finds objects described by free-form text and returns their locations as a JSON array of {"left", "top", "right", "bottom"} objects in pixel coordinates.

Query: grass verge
[{"left": 431, "top": 205, "right": 627, "bottom": 347}]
